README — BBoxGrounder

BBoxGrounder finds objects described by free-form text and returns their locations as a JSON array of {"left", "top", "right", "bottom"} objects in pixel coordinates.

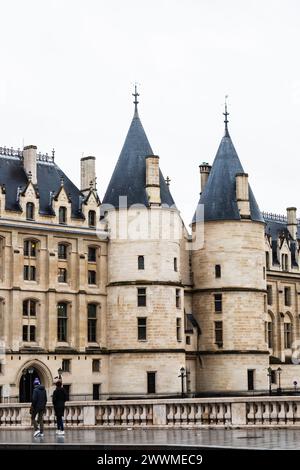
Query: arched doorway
[{"left": 19, "top": 367, "right": 42, "bottom": 403}]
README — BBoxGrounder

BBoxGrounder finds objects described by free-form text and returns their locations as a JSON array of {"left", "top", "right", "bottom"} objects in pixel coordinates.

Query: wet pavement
[{"left": 0, "top": 428, "right": 299, "bottom": 449}]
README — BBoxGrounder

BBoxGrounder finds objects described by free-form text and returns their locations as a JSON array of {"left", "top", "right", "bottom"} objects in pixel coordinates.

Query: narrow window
[
  {"left": 266, "top": 252, "right": 270, "bottom": 270},
  {"left": 214, "top": 321, "right": 223, "bottom": 346},
  {"left": 62, "top": 359, "right": 70, "bottom": 372},
  {"left": 24, "top": 240, "right": 37, "bottom": 257},
  {"left": 176, "top": 318, "right": 182, "bottom": 341},
  {"left": 267, "top": 321, "right": 273, "bottom": 348},
  {"left": 138, "top": 255, "right": 144, "bottom": 270},
  {"left": 174, "top": 257, "right": 178, "bottom": 272},
  {"left": 24, "top": 265, "right": 36, "bottom": 281},
  {"left": 58, "top": 268, "right": 67, "bottom": 283},
  {"left": 26, "top": 202, "right": 35, "bottom": 220},
  {"left": 22, "top": 325, "right": 36, "bottom": 342},
  {"left": 267, "top": 285, "right": 273, "bottom": 305},
  {"left": 284, "top": 287, "right": 291, "bottom": 306},
  {"left": 58, "top": 243, "right": 68, "bottom": 260},
  {"left": 88, "top": 210, "right": 96, "bottom": 227},
  {"left": 88, "top": 270, "right": 97, "bottom": 285},
  {"left": 147, "top": 372, "right": 156, "bottom": 394},
  {"left": 247, "top": 369, "right": 255, "bottom": 391},
  {"left": 215, "top": 265, "right": 221, "bottom": 278},
  {"left": 93, "top": 384, "right": 101, "bottom": 400},
  {"left": 282, "top": 254, "right": 288, "bottom": 271},
  {"left": 284, "top": 322, "right": 292, "bottom": 348},
  {"left": 23, "top": 300, "right": 37, "bottom": 316},
  {"left": 137, "top": 288, "right": 146, "bottom": 307},
  {"left": 214, "top": 294, "right": 222, "bottom": 313},
  {"left": 57, "top": 303, "right": 68, "bottom": 342},
  {"left": 88, "top": 304, "right": 97, "bottom": 342},
  {"left": 186, "top": 336, "right": 191, "bottom": 345},
  {"left": 138, "top": 317, "right": 147, "bottom": 340},
  {"left": 59, "top": 206, "right": 67, "bottom": 224},
  {"left": 88, "top": 247, "right": 97, "bottom": 262},
  {"left": 176, "top": 289, "right": 181, "bottom": 308},
  {"left": 92, "top": 359, "right": 100, "bottom": 372}
]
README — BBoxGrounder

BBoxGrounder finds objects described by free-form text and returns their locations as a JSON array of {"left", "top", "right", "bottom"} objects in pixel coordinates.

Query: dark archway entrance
[{"left": 19, "top": 367, "right": 41, "bottom": 403}]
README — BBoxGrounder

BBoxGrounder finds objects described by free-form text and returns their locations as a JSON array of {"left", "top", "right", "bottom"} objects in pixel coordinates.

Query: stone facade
[{"left": 1, "top": 102, "right": 300, "bottom": 403}]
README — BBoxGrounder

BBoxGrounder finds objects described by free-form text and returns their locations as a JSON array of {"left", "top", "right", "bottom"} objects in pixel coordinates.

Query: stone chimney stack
[
  {"left": 81, "top": 156, "right": 96, "bottom": 194},
  {"left": 199, "top": 162, "right": 211, "bottom": 193},
  {"left": 145, "top": 155, "right": 161, "bottom": 206},
  {"left": 23, "top": 145, "right": 37, "bottom": 185},
  {"left": 236, "top": 172, "right": 250, "bottom": 218},
  {"left": 287, "top": 207, "right": 297, "bottom": 239}
]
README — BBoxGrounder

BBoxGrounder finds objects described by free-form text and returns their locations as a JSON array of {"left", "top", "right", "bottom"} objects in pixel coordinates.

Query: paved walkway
[{"left": 0, "top": 428, "right": 299, "bottom": 450}]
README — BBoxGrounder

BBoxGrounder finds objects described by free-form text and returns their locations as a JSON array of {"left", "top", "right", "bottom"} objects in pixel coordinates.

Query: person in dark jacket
[
  {"left": 31, "top": 378, "right": 47, "bottom": 437},
  {"left": 52, "top": 381, "right": 67, "bottom": 435}
]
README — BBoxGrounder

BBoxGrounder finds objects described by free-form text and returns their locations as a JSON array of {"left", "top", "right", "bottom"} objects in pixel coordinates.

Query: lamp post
[
  {"left": 22, "top": 368, "right": 27, "bottom": 403},
  {"left": 57, "top": 367, "right": 63, "bottom": 380},
  {"left": 277, "top": 367, "right": 282, "bottom": 395},
  {"left": 28, "top": 366, "right": 34, "bottom": 401},
  {"left": 178, "top": 367, "right": 187, "bottom": 398},
  {"left": 267, "top": 367, "right": 273, "bottom": 396},
  {"left": 293, "top": 381, "right": 298, "bottom": 394}
]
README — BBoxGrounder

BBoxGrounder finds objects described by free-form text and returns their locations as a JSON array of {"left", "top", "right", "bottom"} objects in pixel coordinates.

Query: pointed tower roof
[
  {"left": 102, "top": 87, "right": 175, "bottom": 209},
  {"left": 193, "top": 102, "right": 264, "bottom": 223}
]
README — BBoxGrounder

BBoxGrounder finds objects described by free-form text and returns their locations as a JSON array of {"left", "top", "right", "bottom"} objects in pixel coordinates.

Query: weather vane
[
  {"left": 223, "top": 94, "right": 229, "bottom": 136},
  {"left": 132, "top": 82, "right": 140, "bottom": 113}
]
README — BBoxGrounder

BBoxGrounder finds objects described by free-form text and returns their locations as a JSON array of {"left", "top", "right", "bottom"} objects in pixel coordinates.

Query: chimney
[
  {"left": 235, "top": 172, "right": 250, "bottom": 218},
  {"left": 287, "top": 207, "right": 297, "bottom": 239},
  {"left": 23, "top": 145, "right": 37, "bottom": 184},
  {"left": 199, "top": 162, "right": 211, "bottom": 193},
  {"left": 81, "top": 156, "right": 96, "bottom": 194},
  {"left": 145, "top": 155, "right": 161, "bottom": 205}
]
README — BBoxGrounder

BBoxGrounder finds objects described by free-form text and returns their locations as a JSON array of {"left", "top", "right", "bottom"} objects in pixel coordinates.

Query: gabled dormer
[
  {"left": 53, "top": 178, "right": 72, "bottom": 225},
  {"left": 20, "top": 177, "right": 40, "bottom": 221},
  {"left": 82, "top": 187, "right": 101, "bottom": 228}
]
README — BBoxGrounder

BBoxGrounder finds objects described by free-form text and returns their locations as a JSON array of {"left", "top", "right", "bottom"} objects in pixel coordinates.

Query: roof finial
[
  {"left": 223, "top": 95, "right": 229, "bottom": 137},
  {"left": 165, "top": 176, "right": 171, "bottom": 187},
  {"left": 132, "top": 83, "right": 139, "bottom": 115}
]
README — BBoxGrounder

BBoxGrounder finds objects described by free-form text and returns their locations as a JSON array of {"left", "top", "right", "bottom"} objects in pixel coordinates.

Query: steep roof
[
  {"left": 193, "top": 131, "right": 264, "bottom": 223},
  {"left": 102, "top": 108, "right": 175, "bottom": 209},
  {"left": 0, "top": 154, "right": 83, "bottom": 217}
]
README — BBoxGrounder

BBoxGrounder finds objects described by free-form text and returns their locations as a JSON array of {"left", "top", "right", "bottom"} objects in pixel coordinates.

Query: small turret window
[
  {"left": 26, "top": 202, "right": 35, "bottom": 220},
  {"left": 214, "top": 321, "right": 223, "bottom": 347},
  {"left": 174, "top": 258, "right": 178, "bottom": 272},
  {"left": 59, "top": 207, "right": 67, "bottom": 224},
  {"left": 138, "top": 255, "right": 144, "bottom": 270},
  {"left": 88, "top": 210, "right": 96, "bottom": 227},
  {"left": 214, "top": 294, "right": 222, "bottom": 312},
  {"left": 215, "top": 265, "right": 221, "bottom": 278}
]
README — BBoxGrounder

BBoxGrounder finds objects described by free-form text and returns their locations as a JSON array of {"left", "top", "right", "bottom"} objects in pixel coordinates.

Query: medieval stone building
[{"left": 0, "top": 94, "right": 299, "bottom": 401}]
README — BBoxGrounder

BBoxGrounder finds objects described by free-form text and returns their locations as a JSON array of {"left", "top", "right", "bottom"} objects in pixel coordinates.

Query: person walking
[
  {"left": 52, "top": 380, "right": 67, "bottom": 435},
  {"left": 31, "top": 378, "right": 47, "bottom": 437}
]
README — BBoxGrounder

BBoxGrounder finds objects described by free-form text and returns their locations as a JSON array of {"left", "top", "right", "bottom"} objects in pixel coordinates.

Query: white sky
[{"left": 0, "top": 0, "right": 300, "bottom": 226}]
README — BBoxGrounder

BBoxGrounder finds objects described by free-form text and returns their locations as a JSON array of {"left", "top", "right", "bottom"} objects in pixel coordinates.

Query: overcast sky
[{"left": 0, "top": 0, "right": 300, "bottom": 226}]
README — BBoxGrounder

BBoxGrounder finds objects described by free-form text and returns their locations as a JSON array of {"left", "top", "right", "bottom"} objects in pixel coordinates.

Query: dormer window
[
  {"left": 59, "top": 206, "right": 67, "bottom": 224},
  {"left": 88, "top": 210, "right": 96, "bottom": 227},
  {"left": 26, "top": 202, "right": 35, "bottom": 220}
]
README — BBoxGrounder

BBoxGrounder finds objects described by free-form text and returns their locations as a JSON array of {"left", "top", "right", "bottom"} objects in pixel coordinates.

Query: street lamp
[
  {"left": 293, "top": 381, "right": 298, "bottom": 394},
  {"left": 267, "top": 367, "right": 273, "bottom": 396},
  {"left": 57, "top": 367, "right": 63, "bottom": 380},
  {"left": 277, "top": 367, "right": 282, "bottom": 395},
  {"left": 28, "top": 367, "right": 34, "bottom": 401},
  {"left": 178, "top": 367, "right": 187, "bottom": 398},
  {"left": 22, "top": 368, "right": 27, "bottom": 402}
]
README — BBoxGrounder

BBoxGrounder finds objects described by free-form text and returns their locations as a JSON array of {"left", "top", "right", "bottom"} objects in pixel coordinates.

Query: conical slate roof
[
  {"left": 102, "top": 109, "right": 175, "bottom": 209},
  {"left": 193, "top": 131, "right": 264, "bottom": 223}
]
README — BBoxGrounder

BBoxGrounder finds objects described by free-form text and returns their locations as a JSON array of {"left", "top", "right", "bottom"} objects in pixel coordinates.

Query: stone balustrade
[{"left": 1, "top": 397, "right": 300, "bottom": 428}]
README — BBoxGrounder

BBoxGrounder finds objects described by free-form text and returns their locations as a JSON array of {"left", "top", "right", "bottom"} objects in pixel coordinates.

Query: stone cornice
[{"left": 193, "top": 287, "right": 267, "bottom": 294}]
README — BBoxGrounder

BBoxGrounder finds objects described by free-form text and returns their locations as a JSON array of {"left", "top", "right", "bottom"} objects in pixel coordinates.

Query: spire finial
[
  {"left": 165, "top": 176, "right": 171, "bottom": 187},
  {"left": 223, "top": 95, "right": 229, "bottom": 136},
  {"left": 132, "top": 83, "right": 139, "bottom": 115}
]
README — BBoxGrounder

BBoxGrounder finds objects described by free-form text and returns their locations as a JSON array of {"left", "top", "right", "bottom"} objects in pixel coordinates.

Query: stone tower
[
  {"left": 191, "top": 106, "right": 269, "bottom": 393},
  {"left": 102, "top": 90, "right": 187, "bottom": 396}
]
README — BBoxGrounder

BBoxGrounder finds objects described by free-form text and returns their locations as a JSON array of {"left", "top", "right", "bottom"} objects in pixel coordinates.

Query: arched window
[
  {"left": 57, "top": 302, "right": 68, "bottom": 342},
  {"left": 24, "top": 239, "right": 37, "bottom": 257},
  {"left": 284, "top": 315, "right": 292, "bottom": 349},
  {"left": 265, "top": 312, "right": 273, "bottom": 348},
  {"left": 23, "top": 299, "right": 37, "bottom": 316},
  {"left": 58, "top": 243, "right": 68, "bottom": 260},
  {"left": 88, "top": 210, "right": 96, "bottom": 227},
  {"left": 26, "top": 202, "right": 35, "bottom": 220},
  {"left": 59, "top": 207, "right": 67, "bottom": 224},
  {"left": 138, "top": 255, "right": 144, "bottom": 270},
  {"left": 88, "top": 303, "right": 97, "bottom": 342}
]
